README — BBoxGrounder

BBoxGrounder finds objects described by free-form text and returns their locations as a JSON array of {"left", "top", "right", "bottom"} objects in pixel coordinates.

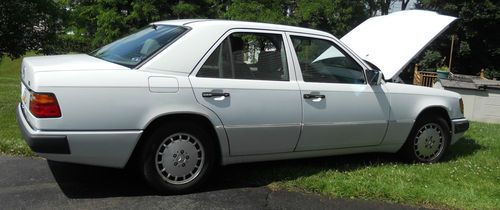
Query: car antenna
[{"left": 152, "top": 24, "right": 157, "bottom": 30}]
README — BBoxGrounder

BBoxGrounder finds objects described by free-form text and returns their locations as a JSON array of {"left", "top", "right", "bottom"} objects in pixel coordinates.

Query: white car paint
[
  {"left": 341, "top": 10, "right": 457, "bottom": 80},
  {"left": 17, "top": 11, "right": 466, "bottom": 168}
]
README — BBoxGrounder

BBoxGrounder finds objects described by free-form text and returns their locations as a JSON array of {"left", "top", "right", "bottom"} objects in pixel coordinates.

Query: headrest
[{"left": 230, "top": 36, "right": 245, "bottom": 51}]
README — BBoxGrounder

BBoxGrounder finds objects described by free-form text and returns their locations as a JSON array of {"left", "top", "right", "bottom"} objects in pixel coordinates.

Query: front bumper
[
  {"left": 15, "top": 104, "right": 143, "bottom": 168},
  {"left": 450, "top": 118, "right": 469, "bottom": 145}
]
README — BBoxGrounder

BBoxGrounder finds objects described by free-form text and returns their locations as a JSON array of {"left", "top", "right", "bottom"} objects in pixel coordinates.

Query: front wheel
[
  {"left": 401, "top": 116, "right": 450, "bottom": 163},
  {"left": 140, "top": 122, "right": 215, "bottom": 194}
]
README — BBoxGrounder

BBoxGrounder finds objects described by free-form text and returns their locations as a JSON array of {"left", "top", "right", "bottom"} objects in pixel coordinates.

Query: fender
[{"left": 381, "top": 82, "right": 463, "bottom": 148}]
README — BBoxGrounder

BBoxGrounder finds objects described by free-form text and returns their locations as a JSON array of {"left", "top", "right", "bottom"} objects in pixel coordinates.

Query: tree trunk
[
  {"left": 379, "top": 0, "right": 391, "bottom": 15},
  {"left": 401, "top": 0, "right": 409, "bottom": 10}
]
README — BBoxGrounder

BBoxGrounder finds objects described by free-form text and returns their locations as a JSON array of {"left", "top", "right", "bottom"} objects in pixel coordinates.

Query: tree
[
  {"left": 206, "top": 0, "right": 231, "bottom": 18},
  {"left": 379, "top": 0, "right": 392, "bottom": 15},
  {"left": 63, "top": 0, "right": 141, "bottom": 48},
  {"left": 365, "top": 0, "right": 396, "bottom": 16},
  {"left": 2, "top": 1, "right": 373, "bottom": 56},
  {"left": 59, "top": 0, "right": 219, "bottom": 52},
  {"left": 364, "top": 0, "right": 411, "bottom": 16},
  {"left": 224, "top": 0, "right": 368, "bottom": 37},
  {"left": 172, "top": 1, "right": 203, "bottom": 18},
  {"left": 416, "top": 0, "right": 499, "bottom": 75},
  {"left": 400, "top": 0, "right": 410, "bottom": 10},
  {"left": 294, "top": 0, "right": 368, "bottom": 36},
  {"left": 365, "top": 0, "right": 379, "bottom": 16},
  {"left": 225, "top": 0, "right": 294, "bottom": 24},
  {"left": 0, "top": 0, "right": 64, "bottom": 58}
]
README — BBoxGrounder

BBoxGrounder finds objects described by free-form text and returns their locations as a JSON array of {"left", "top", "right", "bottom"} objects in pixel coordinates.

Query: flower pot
[{"left": 437, "top": 70, "right": 449, "bottom": 79}]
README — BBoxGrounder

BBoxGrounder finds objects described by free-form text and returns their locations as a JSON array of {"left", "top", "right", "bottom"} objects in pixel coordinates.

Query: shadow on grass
[
  {"left": 208, "top": 153, "right": 402, "bottom": 190},
  {"left": 48, "top": 153, "right": 401, "bottom": 198},
  {"left": 48, "top": 137, "right": 482, "bottom": 198},
  {"left": 443, "top": 137, "right": 484, "bottom": 161}
]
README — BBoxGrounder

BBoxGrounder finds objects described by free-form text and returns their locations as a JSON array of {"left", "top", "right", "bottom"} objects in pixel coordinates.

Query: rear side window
[
  {"left": 291, "top": 36, "right": 365, "bottom": 84},
  {"left": 197, "top": 32, "right": 289, "bottom": 81},
  {"left": 92, "top": 25, "right": 186, "bottom": 68}
]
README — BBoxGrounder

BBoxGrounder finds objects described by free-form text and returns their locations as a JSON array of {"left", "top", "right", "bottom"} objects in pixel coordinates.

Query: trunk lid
[
  {"left": 340, "top": 10, "right": 457, "bottom": 80},
  {"left": 21, "top": 54, "right": 129, "bottom": 88}
]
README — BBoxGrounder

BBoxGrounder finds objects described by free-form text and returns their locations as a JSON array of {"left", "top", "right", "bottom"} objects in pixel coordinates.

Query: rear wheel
[
  {"left": 140, "top": 122, "right": 215, "bottom": 194},
  {"left": 401, "top": 116, "right": 450, "bottom": 163}
]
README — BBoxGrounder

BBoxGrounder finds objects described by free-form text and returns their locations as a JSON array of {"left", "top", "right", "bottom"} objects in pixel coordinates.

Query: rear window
[{"left": 92, "top": 25, "right": 186, "bottom": 68}]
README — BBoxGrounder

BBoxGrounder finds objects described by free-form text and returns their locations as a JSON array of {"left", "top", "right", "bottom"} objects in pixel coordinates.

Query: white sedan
[{"left": 16, "top": 10, "right": 469, "bottom": 193}]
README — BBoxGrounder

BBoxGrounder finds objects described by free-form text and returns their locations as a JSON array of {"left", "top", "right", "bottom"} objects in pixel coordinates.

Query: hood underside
[{"left": 341, "top": 10, "right": 457, "bottom": 80}]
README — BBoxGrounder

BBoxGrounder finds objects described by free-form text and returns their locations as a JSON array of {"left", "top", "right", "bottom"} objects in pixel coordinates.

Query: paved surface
[{"left": 0, "top": 155, "right": 424, "bottom": 209}]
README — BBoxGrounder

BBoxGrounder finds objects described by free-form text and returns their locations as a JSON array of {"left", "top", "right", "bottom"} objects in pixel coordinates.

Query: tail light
[
  {"left": 459, "top": 98, "right": 464, "bottom": 114},
  {"left": 29, "top": 93, "right": 61, "bottom": 118}
]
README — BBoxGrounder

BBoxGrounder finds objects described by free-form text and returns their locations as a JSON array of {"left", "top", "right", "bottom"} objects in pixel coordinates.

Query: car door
[
  {"left": 287, "top": 33, "right": 390, "bottom": 151},
  {"left": 189, "top": 30, "right": 302, "bottom": 156}
]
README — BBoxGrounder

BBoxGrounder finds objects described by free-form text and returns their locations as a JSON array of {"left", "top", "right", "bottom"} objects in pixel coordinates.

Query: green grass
[
  {"left": 284, "top": 123, "right": 499, "bottom": 209},
  {"left": 1, "top": 56, "right": 499, "bottom": 209},
  {"left": 0, "top": 56, "right": 33, "bottom": 156},
  {"left": 223, "top": 122, "right": 499, "bottom": 209}
]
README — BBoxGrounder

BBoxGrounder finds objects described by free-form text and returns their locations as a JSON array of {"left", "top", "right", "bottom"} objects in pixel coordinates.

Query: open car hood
[{"left": 340, "top": 10, "right": 457, "bottom": 80}]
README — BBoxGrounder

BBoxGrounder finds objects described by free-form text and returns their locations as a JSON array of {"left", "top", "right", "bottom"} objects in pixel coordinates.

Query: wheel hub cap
[
  {"left": 155, "top": 133, "right": 204, "bottom": 185},
  {"left": 414, "top": 123, "right": 444, "bottom": 161}
]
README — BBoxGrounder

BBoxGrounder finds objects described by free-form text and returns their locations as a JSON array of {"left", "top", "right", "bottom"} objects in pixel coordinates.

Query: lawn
[
  {"left": 0, "top": 56, "right": 33, "bottom": 156},
  {"left": 272, "top": 122, "right": 500, "bottom": 209},
  {"left": 0, "top": 56, "right": 499, "bottom": 209}
]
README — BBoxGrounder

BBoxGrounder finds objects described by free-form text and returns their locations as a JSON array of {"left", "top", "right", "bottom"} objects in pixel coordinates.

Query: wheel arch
[
  {"left": 414, "top": 106, "right": 452, "bottom": 130},
  {"left": 398, "top": 105, "right": 453, "bottom": 162},
  {"left": 126, "top": 112, "right": 225, "bottom": 169},
  {"left": 398, "top": 105, "right": 452, "bottom": 150}
]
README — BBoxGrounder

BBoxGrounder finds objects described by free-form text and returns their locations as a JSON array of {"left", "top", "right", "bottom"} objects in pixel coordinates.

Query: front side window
[
  {"left": 197, "top": 32, "right": 289, "bottom": 81},
  {"left": 92, "top": 25, "right": 186, "bottom": 68},
  {"left": 291, "top": 36, "right": 365, "bottom": 84}
]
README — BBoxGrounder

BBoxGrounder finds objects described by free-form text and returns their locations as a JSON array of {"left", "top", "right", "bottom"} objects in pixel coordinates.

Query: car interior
[{"left": 198, "top": 32, "right": 289, "bottom": 81}]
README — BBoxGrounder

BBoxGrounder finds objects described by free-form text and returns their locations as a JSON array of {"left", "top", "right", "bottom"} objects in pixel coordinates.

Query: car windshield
[{"left": 91, "top": 25, "right": 186, "bottom": 68}]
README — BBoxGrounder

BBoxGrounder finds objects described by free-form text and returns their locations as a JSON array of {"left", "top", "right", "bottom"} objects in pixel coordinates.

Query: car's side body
[{"left": 17, "top": 14, "right": 468, "bottom": 171}]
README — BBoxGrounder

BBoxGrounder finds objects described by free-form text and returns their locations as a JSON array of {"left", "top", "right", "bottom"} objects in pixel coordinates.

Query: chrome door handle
[
  {"left": 303, "top": 94, "right": 325, "bottom": 99},
  {"left": 202, "top": 92, "right": 230, "bottom": 97}
]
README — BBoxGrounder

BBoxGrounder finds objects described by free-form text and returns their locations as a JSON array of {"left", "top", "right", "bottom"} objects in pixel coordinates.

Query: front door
[
  {"left": 288, "top": 34, "right": 390, "bottom": 151},
  {"left": 190, "top": 30, "right": 301, "bottom": 156}
]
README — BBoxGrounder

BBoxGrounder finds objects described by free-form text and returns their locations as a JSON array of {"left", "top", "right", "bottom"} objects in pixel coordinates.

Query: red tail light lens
[{"left": 29, "top": 93, "right": 61, "bottom": 118}]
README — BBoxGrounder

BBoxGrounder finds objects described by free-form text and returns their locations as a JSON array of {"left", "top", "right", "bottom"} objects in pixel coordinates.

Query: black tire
[
  {"left": 140, "top": 122, "right": 215, "bottom": 194},
  {"left": 400, "top": 115, "right": 450, "bottom": 163}
]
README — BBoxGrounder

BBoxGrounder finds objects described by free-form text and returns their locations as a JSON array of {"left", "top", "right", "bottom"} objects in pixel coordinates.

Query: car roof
[
  {"left": 153, "top": 19, "right": 333, "bottom": 38},
  {"left": 143, "top": 19, "right": 343, "bottom": 74}
]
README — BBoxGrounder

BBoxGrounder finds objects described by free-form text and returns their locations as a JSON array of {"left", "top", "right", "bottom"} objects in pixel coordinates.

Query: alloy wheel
[
  {"left": 413, "top": 123, "right": 444, "bottom": 161},
  {"left": 155, "top": 133, "right": 205, "bottom": 185}
]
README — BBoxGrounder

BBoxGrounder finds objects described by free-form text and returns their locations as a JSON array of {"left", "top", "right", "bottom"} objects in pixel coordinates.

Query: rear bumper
[
  {"left": 16, "top": 104, "right": 142, "bottom": 168},
  {"left": 16, "top": 107, "right": 70, "bottom": 154},
  {"left": 450, "top": 118, "right": 469, "bottom": 145}
]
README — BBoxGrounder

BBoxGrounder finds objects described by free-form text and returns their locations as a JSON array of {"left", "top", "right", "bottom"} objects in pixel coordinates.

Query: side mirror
[{"left": 366, "top": 69, "right": 383, "bottom": 85}]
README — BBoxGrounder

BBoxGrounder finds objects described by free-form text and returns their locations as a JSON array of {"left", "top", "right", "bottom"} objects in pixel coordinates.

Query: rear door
[
  {"left": 287, "top": 33, "right": 390, "bottom": 151},
  {"left": 189, "top": 29, "right": 302, "bottom": 156}
]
